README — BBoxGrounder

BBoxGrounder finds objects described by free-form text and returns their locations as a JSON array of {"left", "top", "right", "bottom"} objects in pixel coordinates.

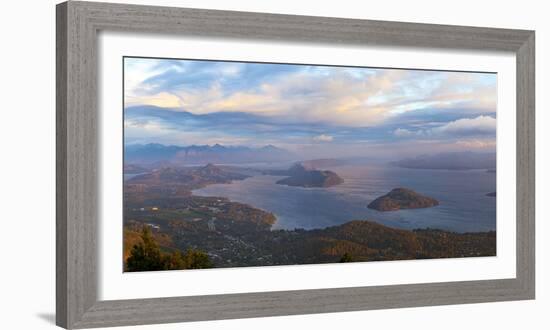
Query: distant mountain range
[
  {"left": 125, "top": 143, "right": 296, "bottom": 165},
  {"left": 128, "top": 163, "right": 249, "bottom": 188},
  {"left": 392, "top": 152, "right": 496, "bottom": 170}
]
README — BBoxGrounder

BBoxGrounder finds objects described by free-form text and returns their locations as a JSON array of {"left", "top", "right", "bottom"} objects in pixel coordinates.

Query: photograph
[
  {"left": 122, "top": 56, "right": 497, "bottom": 272},
  {"left": 3, "top": 0, "right": 544, "bottom": 329}
]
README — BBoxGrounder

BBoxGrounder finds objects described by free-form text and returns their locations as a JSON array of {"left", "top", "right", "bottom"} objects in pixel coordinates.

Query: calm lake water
[{"left": 192, "top": 165, "right": 496, "bottom": 233}]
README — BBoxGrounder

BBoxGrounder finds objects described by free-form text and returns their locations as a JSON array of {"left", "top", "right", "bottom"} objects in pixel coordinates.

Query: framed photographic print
[{"left": 56, "top": 1, "right": 535, "bottom": 328}]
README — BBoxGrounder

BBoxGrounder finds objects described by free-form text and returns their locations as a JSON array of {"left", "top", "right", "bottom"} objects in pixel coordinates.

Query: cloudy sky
[{"left": 124, "top": 57, "right": 496, "bottom": 159}]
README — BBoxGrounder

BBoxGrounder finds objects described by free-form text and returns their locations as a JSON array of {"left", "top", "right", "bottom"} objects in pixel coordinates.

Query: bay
[{"left": 192, "top": 165, "right": 496, "bottom": 233}]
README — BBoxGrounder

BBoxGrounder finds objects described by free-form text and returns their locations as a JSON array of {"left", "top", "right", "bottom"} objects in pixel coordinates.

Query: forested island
[{"left": 368, "top": 188, "right": 439, "bottom": 211}]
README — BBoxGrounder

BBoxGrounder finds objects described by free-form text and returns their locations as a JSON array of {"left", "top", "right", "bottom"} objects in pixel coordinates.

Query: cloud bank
[{"left": 123, "top": 57, "right": 497, "bottom": 158}]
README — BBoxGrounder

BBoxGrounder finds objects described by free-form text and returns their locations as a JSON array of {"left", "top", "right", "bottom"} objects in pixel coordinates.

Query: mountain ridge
[{"left": 125, "top": 143, "right": 295, "bottom": 165}]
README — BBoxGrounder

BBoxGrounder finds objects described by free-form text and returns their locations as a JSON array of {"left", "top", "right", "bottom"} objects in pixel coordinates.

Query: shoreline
[
  {"left": 190, "top": 172, "right": 495, "bottom": 234},
  {"left": 123, "top": 165, "right": 496, "bottom": 269}
]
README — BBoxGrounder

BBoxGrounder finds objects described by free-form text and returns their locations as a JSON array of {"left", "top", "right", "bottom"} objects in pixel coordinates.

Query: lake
[{"left": 192, "top": 165, "right": 496, "bottom": 233}]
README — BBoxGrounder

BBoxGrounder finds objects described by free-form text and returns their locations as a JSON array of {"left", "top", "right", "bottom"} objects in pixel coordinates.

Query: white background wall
[{"left": 0, "top": 0, "right": 547, "bottom": 329}]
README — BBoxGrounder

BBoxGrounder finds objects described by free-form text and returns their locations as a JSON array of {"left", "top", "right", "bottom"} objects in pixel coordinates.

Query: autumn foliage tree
[
  {"left": 339, "top": 252, "right": 354, "bottom": 263},
  {"left": 126, "top": 225, "right": 165, "bottom": 271},
  {"left": 126, "top": 226, "right": 213, "bottom": 272},
  {"left": 183, "top": 249, "right": 213, "bottom": 269}
]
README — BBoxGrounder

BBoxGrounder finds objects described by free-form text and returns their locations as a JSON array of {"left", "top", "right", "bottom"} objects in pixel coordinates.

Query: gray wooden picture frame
[{"left": 56, "top": 1, "right": 535, "bottom": 328}]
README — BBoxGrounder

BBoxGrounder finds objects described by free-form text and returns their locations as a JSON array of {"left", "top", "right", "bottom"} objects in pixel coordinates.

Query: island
[
  {"left": 274, "top": 163, "right": 344, "bottom": 188},
  {"left": 368, "top": 188, "right": 439, "bottom": 211},
  {"left": 392, "top": 152, "right": 496, "bottom": 170}
]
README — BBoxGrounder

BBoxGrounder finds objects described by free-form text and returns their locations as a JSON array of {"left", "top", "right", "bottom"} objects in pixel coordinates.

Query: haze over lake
[{"left": 193, "top": 164, "right": 496, "bottom": 233}]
